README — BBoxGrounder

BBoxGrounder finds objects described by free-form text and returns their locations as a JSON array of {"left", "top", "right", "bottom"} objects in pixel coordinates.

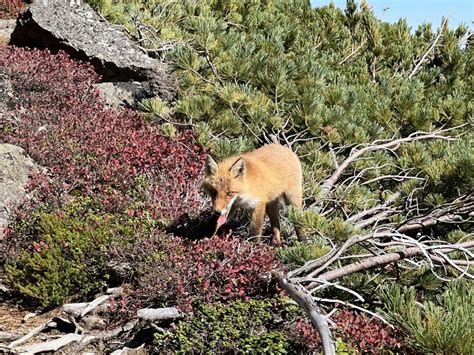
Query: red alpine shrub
[
  {"left": 131, "top": 234, "right": 280, "bottom": 312},
  {"left": 294, "top": 309, "right": 405, "bottom": 353},
  {"left": 0, "top": 0, "right": 24, "bottom": 19},
  {"left": 0, "top": 44, "right": 206, "bottom": 222}
]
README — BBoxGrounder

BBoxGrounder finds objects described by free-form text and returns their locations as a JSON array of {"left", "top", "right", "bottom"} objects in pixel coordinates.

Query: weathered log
[
  {"left": 15, "top": 333, "right": 85, "bottom": 354},
  {"left": 137, "top": 307, "right": 183, "bottom": 322},
  {"left": 0, "top": 331, "right": 18, "bottom": 343},
  {"left": 63, "top": 302, "right": 88, "bottom": 318}
]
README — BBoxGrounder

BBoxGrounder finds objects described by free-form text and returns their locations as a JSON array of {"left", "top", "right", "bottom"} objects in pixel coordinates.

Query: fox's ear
[
  {"left": 230, "top": 158, "right": 246, "bottom": 178},
  {"left": 204, "top": 155, "right": 218, "bottom": 176}
]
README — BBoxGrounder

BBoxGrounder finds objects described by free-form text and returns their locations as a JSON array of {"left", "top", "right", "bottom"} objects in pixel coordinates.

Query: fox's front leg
[{"left": 249, "top": 203, "right": 266, "bottom": 242}]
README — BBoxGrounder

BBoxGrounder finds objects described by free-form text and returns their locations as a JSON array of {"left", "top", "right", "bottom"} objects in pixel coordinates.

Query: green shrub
[
  {"left": 378, "top": 281, "right": 473, "bottom": 354},
  {"left": 276, "top": 238, "right": 330, "bottom": 267},
  {"left": 154, "top": 299, "right": 289, "bottom": 353},
  {"left": 4, "top": 205, "right": 147, "bottom": 308}
]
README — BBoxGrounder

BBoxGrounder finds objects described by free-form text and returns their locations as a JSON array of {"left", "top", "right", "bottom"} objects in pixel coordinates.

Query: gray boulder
[
  {"left": 94, "top": 81, "right": 153, "bottom": 109},
  {"left": 0, "top": 19, "right": 16, "bottom": 44},
  {"left": 0, "top": 144, "right": 38, "bottom": 237},
  {"left": 10, "top": 0, "right": 178, "bottom": 103}
]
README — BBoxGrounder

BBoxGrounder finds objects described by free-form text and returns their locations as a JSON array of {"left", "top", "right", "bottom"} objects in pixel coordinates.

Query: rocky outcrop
[
  {"left": 0, "top": 19, "right": 16, "bottom": 44},
  {"left": 10, "top": 0, "right": 178, "bottom": 105},
  {"left": 94, "top": 81, "right": 154, "bottom": 109},
  {"left": 0, "top": 144, "right": 38, "bottom": 237}
]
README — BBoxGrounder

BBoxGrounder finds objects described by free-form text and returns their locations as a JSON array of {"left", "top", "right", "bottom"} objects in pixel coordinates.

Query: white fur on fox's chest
[{"left": 235, "top": 194, "right": 260, "bottom": 210}]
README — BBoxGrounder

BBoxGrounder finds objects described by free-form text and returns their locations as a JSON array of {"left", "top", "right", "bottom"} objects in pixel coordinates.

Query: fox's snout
[{"left": 211, "top": 197, "right": 234, "bottom": 215}]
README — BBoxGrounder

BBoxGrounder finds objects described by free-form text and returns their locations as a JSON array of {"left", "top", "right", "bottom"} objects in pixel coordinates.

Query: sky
[{"left": 311, "top": 0, "right": 473, "bottom": 30}]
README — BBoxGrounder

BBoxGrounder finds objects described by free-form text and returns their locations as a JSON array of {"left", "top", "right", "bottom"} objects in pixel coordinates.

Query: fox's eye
[{"left": 226, "top": 191, "right": 233, "bottom": 197}]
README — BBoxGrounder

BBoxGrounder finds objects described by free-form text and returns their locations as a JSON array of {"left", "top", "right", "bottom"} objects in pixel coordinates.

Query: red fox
[{"left": 202, "top": 144, "right": 304, "bottom": 244}]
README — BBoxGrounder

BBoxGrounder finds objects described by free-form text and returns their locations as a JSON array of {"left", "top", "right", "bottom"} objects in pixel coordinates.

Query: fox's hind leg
[{"left": 266, "top": 200, "right": 281, "bottom": 245}]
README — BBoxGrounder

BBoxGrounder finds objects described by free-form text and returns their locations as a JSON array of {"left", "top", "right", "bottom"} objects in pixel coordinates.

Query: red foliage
[
  {"left": 0, "top": 0, "right": 24, "bottom": 19},
  {"left": 295, "top": 309, "right": 405, "bottom": 353},
  {"left": 0, "top": 45, "right": 206, "bottom": 222},
  {"left": 132, "top": 235, "right": 280, "bottom": 312}
]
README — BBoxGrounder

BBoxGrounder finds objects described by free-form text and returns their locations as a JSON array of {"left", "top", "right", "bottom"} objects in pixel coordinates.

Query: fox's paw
[{"left": 271, "top": 237, "right": 283, "bottom": 246}]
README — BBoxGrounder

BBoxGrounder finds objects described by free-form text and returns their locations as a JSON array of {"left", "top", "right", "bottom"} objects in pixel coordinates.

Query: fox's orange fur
[{"left": 202, "top": 144, "right": 304, "bottom": 243}]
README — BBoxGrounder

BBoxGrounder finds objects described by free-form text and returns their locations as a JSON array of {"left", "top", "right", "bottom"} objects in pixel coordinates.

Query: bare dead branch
[
  {"left": 311, "top": 240, "right": 474, "bottom": 283},
  {"left": 272, "top": 271, "right": 335, "bottom": 355},
  {"left": 229, "top": 103, "right": 264, "bottom": 144},
  {"left": 399, "top": 194, "right": 473, "bottom": 231},
  {"left": 316, "top": 128, "right": 458, "bottom": 202},
  {"left": 312, "top": 297, "right": 392, "bottom": 326},
  {"left": 203, "top": 49, "right": 224, "bottom": 85},
  {"left": 354, "top": 209, "right": 396, "bottom": 229},
  {"left": 339, "top": 42, "right": 366, "bottom": 65},
  {"left": 15, "top": 333, "right": 85, "bottom": 354},
  {"left": 361, "top": 173, "right": 425, "bottom": 186},
  {"left": 8, "top": 322, "right": 52, "bottom": 348},
  {"left": 409, "top": 18, "right": 448, "bottom": 79},
  {"left": 347, "top": 192, "right": 400, "bottom": 224},
  {"left": 289, "top": 231, "right": 395, "bottom": 278}
]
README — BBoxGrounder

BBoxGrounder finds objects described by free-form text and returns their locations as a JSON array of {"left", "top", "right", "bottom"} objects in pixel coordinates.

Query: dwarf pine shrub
[{"left": 379, "top": 281, "right": 473, "bottom": 354}]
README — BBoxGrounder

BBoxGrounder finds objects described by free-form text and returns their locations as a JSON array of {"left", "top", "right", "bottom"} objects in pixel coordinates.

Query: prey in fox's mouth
[{"left": 216, "top": 195, "right": 237, "bottom": 227}]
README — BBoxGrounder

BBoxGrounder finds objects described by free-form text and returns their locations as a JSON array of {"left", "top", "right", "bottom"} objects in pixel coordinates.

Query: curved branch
[
  {"left": 272, "top": 271, "right": 335, "bottom": 355},
  {"left": 316, "top": 128, "right": 458, "bottom": 202},
  {"left": 311, "top": 240, "right": 474, "bottom": 283},
  {"left": 409, "top": 18, "right": 448, "bottom": 79}
]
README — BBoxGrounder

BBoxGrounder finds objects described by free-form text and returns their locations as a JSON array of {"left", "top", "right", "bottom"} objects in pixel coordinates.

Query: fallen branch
[
  {"left": 347, "top": 192, "right": 400, "bottom": 224},
  {"left": 8, "top": 321, "right": 53, "bottom": 348},
  {"left": 0, "top": 331, "right": 18, "bottom": 343},
  {"left": 15, "top": 333, "right": 85, "bottom": 354},
  {"left": 312, "top": 297, "right": 392, "bottom": 326},
  {"left": 289, "top": 231, "right": 395, "bottom": 278},
  {"left": 80, "top": 294, "right": 114, "bottom": 318},
  {"left": 397, "top": 193, "right": 473, "bottom": 233},
  {"left": 309, "top": 240, "right": 474, "bottom": 284},
  {"left": 272, "top": 271, "right": 335, "bottom": 355}
]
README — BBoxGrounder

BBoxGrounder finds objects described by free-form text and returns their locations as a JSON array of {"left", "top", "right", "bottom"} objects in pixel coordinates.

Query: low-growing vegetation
[{"left": 379, "top": 281, "right": 473, "bottom": 354}]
